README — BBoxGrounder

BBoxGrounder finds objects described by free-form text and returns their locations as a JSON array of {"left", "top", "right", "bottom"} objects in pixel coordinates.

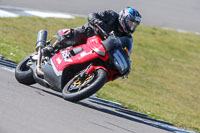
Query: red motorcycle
[{"left": 15, "top": 25, "right": 131, "bottom": 102}]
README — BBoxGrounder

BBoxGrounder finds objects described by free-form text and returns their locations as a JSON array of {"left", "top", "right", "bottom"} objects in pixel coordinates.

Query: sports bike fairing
[{"left": 51, "top": 36, "right": 108, "bottom": 76}]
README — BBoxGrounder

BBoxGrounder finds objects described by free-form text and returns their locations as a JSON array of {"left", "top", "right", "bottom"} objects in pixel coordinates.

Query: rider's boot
[{"left": 41, "top": 45, "right": 54, "bottom": 57}]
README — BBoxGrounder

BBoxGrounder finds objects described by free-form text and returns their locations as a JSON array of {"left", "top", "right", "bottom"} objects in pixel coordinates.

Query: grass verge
[{"left": 0, "top": 17, "right": 199, "bottom": 132}]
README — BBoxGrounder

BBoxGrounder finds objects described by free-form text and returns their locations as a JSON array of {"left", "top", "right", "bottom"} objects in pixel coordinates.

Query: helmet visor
[{"left": 125, "top": 16, "right": 140, "bottom": 33}]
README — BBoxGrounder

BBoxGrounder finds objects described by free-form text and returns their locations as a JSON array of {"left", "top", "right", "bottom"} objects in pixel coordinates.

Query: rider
[{"left": 42, "top": 7, "right": 142, "bottom": 56}]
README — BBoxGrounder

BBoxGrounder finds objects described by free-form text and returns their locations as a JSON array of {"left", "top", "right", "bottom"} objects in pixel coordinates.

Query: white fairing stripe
[{"left": 51, "top": 59, "right": 62, "bottom": 76}]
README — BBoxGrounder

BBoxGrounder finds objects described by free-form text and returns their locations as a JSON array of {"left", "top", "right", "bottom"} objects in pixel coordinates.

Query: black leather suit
[{"left": 58, "top": 10, "right": 133, "bottom": 54}]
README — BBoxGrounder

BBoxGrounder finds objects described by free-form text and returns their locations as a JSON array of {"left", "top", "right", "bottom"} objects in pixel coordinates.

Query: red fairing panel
[
  {"left": 86, "top": 36, "right": 109, "bottom": 60},
  {"left": 51, "top": 36, "right": 108, "bottom": 75}
]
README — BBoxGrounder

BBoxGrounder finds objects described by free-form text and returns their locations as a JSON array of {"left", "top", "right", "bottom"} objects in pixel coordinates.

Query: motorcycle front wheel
[
  {"left": 15, "top": 55, "right": 36, "bottom": 85},
  {"left": 62, "top": 68, "right": 108, "bottom": 102}
]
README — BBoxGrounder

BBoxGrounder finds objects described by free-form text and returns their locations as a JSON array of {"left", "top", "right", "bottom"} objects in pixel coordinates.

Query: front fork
[{"left": 81, "top": 64, "right": 109, "bottom": 78}]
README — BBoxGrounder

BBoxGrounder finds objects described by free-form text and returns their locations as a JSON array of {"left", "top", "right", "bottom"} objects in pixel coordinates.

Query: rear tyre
[
  {"left": 62, "top": 69, "right": 108, "bottom": 102},
  {"left": 15, "top": 55, "right": 36, "bottom": 85}
]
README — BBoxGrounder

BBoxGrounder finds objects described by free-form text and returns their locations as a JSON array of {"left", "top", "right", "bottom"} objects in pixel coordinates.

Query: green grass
[{"left": 0, "top": 17, "right": 199, "bottom": 132}]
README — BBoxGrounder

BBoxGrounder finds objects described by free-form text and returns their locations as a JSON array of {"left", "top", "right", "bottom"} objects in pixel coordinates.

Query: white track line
[
  {"left": 24, "top": 10, "right": 74, "bottom": 18},
  {"left": 0, "top": 9, "right": 18, "bottom": 17}
]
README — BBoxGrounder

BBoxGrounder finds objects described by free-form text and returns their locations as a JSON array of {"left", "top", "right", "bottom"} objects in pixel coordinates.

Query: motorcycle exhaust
[
  {"left": 36, "top": 30, "right": 48, "bottom": 51},
  {"left": 36, "top": 30, "right": 48, "bottom": 76}
]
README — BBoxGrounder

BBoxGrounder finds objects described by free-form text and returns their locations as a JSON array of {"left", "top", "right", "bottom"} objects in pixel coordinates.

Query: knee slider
[{"left": 63, "top": 29, "right": 74, "bottom": 39}]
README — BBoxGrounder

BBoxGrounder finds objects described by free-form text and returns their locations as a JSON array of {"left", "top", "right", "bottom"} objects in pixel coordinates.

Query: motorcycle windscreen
[{"left": 111, "top": 47, "right": 131, "bottom": 76}]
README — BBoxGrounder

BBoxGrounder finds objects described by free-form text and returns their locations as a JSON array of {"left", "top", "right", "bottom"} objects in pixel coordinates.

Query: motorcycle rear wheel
[
  {"left": 15, "top": 55, "right": 36, "bottom": 85},
  {"left": 62, "top": 68, "right": 108, "bottom": 102}
]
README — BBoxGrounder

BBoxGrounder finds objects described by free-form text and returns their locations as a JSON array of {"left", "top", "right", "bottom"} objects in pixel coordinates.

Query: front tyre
[
  {"left": 15, "top": 55, "right": 36, "bottom": 85},
  {"left": 62, "top": 69, "right": 108, "bottom": 102}
]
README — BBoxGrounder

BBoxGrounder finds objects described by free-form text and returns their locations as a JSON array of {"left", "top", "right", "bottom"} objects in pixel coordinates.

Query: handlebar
[
  {"left": 95, "top": 24, "right": 108, "bottom": 38},
  {"left": 94, "top": 24, "right": 111, "bottom": 40}
]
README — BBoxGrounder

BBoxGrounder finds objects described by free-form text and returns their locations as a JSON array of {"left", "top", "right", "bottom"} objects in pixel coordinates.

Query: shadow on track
[{"left": 29, "top": 85, "right": 181, "bottom": 133}]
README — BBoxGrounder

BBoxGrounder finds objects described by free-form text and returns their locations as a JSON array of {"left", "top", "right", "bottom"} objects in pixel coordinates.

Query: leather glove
[
  {"left": 85, "top": 27, "right": 95, "bottom": 37},
  {"left": 92, "top": 20, "right": 106, "bottom": 29}
]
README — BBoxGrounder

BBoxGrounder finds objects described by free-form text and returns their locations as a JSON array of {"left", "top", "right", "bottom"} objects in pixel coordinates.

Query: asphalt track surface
[
  {"left": 1, "top": 0, "right": 200, "bottom": 33},
  {"left": 0, "top": 66, "right": 174, "bottom": 133}
]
